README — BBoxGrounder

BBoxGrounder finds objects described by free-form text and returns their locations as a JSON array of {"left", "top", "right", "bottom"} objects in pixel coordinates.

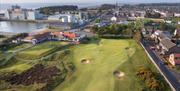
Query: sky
[{"left": 0, "top": 0, "right": 180, "bottom": 4}]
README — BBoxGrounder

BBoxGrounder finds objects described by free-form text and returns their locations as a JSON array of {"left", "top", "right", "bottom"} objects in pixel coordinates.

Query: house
[
  {"left": 63, "top": 32, "right": 77, "bottom": 41},
  {"left": 50, "top": 31, "right": 64, "bottom": 41},
  {"left": 111, "top": 16, "right": 117, "bottom": 22},
  {"left": 172, "top": 29, "right": 180, "bottom": 45},
  {"left": 50, "top": 31, "right": 86, "bottom": 42},
  {"left": 151, "top": 29, "right": 180, "bottom": 55},
  {"left": 23, "top": 32, "right": 50, "bottom": 45},
  {"left": 174, "top": 29, "right": 180, "bottom": 38},
  {"left": 23, "top": 29, "right": 52, "bottom": 44},
  {"left": 174, "top": 13, "right": 180, "bottom": 17},
  {"left": 151, "top": 30, "right": 171, "bottom": 43},
  {"left": 169, "top": 54, "right": 180, "bottom": 66},
  {"left": 141, "top": 28, "right": 154, "bottom": 38},
  {"left": 158, "top": 39, "right": 177, "bottom": 54},
  {"left": 32, "top": 32, "right": 50, "bottom": 44}
]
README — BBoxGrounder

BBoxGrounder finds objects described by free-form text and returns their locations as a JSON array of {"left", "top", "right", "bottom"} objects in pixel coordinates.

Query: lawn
[
  {"left": 17, "top": 41, "right": 68, "bottom": 59},
  {"left": 53, "top": 39, "right": 163, "bottom": 91}
]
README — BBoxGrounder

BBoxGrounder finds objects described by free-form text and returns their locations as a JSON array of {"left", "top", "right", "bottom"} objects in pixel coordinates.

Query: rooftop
[{"left": 160, "top": 39, "right": 176, "bottom": 49}]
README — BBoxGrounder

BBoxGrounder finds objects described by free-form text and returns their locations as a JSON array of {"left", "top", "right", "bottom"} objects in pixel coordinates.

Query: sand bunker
[
  {"left": 125, "top": 47, "right": 130, "bottom": 50},
  {"left": 113, "top": 71, "right": 125, "bottom": 78},
  {"left": 81, "top": 58, "right": 91, "bottom": 64}
]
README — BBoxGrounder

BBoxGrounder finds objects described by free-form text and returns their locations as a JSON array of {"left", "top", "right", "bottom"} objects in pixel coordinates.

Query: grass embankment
[
  {"left": 8, "top": 43, "right": 33, "bottom": 52},
  {"left": 54, "top": 39, "right": 170, "bottom": 91},
  {"left": 17, "top": 41, "right": 68, "bottom": 60}
]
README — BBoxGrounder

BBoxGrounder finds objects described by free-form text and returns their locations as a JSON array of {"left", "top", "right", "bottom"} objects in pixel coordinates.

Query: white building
[
  {"left": 7, "top": 5, "right": 26, "bottom": 20},
  {"left": 174, "top": 13, "right": 180, "bottom": 17},
  {"left": 178, "top": 21, "right": 180, "bottom": 25},
  {"left": 60, "top": 11, "right": 89, "bottom": 21},
  {"left": 111, "top": 16, "right": 117, "bottom": 22},
  {"left": 4, "top": 5, "right": 44, "bottom": 20},
  {"left": 48, "top": 14, "right": 78, "bottom": 23},
  {"left": 26, "top": 10, "right": 44, "bottom": 20},
  {"left": 5, "top": 10, "right": 10, "bottom": 19}
]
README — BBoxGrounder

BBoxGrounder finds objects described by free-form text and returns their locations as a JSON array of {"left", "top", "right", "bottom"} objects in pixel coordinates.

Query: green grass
[
  {"left": 0, "top": 39, "right": 170, "bottom": 91},
  {"left": 0, "top": 62, "right": 32, "bottom": 74},
  {"left": 53, "top": 39, "right": 164, "bottom": 91},
  {"left": 17, "top": 41, "right": 68, "bottom": 59},
  {"left": 0, "top": 51, "right": 4, "bottom": 60},
  {"left": 8, "top": 43, "right": 33, "bottom": 52}
]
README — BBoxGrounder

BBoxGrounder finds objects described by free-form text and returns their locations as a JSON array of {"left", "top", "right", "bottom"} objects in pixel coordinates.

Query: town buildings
[
  {"left": 4, "top": 5, "right": 44, "bottom": 20},
  {"left": 48, "top": 11, "right": 89, "bottom": 24},
  {"left": 143, "top": 29, "right": 180, "bottom": 66}
]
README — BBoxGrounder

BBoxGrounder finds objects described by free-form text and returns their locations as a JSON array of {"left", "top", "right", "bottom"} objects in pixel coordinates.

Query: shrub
[{"left": 136, "top": 67, "right": 167, "bottom": 91}]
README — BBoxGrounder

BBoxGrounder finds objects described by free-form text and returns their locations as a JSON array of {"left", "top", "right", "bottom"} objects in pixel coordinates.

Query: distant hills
[{"left": 137, "top": 3, "right": 180, "bottom": 6}]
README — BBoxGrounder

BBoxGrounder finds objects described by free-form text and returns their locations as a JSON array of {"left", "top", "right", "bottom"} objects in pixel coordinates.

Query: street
[{"left": 141, "top": 39, "right": 180, "bottom": 91}]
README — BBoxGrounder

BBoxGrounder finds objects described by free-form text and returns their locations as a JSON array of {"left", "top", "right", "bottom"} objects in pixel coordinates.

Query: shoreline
[{"left": 0, "top": 19, "right": 66, "bottom": 23}]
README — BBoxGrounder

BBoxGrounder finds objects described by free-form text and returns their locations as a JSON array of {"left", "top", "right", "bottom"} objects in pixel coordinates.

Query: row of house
[
  {"left": 142, "top": 29, "right": 180, "bottom": 66},
  {"left": 22, "top": 29, "right": 87, "bottom": 45}
]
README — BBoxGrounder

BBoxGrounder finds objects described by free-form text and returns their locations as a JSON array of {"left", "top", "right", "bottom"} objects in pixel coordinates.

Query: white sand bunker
[
  {"left": 113, "top": 71, "right": 125, "bottom": 78},
  {"left": 81, "top": 58, "right": 91, "bottom": 64}
]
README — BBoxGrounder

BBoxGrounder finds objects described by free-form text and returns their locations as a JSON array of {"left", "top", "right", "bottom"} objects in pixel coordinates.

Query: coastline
[{"left": 0, "top": 19, "right": 66, "bottom": 23}]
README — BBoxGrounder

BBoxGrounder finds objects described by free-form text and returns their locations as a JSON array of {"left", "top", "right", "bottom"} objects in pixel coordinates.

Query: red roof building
[{"left": 63, "top": 32, "right": 76, "bottom": 39}]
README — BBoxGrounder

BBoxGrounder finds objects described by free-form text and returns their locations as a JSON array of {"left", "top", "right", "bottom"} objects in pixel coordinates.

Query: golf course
[
  {"left": 53, "top": 39, "right": 162, "bottom": 91},
  {"left": 0, "top": 39, "right": 170, "bottom": 91}
]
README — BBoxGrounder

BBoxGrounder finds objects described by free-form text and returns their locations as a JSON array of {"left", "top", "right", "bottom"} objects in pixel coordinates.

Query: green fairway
[
  {"left": 54, "top": 39, "right": 158, "bottom": 91},
  {"left": 0, "top": 62, "right": 33, "bottom": 74},
  {"left": 17, "top": 41, "right": 68, "bottom": 59},
  {"left": 8, "top": 43, "right": 33, "bottom": 52}
]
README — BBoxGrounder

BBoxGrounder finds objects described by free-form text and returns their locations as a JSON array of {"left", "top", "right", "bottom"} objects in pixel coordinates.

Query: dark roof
[
  {"left": 158, "top": 31, "right": 171, "bottom": 40},
  {"left": 167, "top": 46, "right": 180, "bottom": 54},
  {"left": 160, "top": 39, "right": 176, "bottom": 49},
  {"left": 34, "top": 32, "right": 50, "bottom": 40}
]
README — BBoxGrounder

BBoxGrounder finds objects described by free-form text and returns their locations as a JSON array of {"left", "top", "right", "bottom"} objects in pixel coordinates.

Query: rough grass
[
  {"left": 0, "top": 83, "right": 45, "bottom": 91},
  {"left": 53, "top": 39, "right": 165, "bottom": 91}
]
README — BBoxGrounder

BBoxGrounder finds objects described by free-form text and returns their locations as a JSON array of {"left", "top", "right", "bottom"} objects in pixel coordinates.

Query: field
[{"left": 54, "top": 39, "right": 162, "bottom": 91}]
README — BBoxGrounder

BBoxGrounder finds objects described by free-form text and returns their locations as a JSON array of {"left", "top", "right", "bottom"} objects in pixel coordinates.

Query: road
[{"left": 141, "top": 39, "right": 180, "bottom": 91}]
